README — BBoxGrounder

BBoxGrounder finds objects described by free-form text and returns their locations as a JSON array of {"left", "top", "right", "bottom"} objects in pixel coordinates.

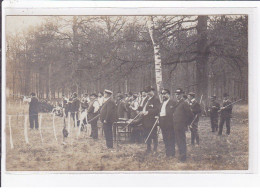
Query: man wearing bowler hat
[
  {"left": 100, "top": 89, "right": 117, "bottom": 148},
  {"left": 159, "top": 89, "right": 176, "bottom": 157},
  {"left": 218, "top": 93, "right": 233, "bottom": 135},
  {"left": 141, "top": 86, "right": 160, "bottom": 153},
  {"left": 172, "top": 88, "right": 193, "bottom": 161},
  {"left": 209, "top": 95, "right": 220, "bottom": 132}
]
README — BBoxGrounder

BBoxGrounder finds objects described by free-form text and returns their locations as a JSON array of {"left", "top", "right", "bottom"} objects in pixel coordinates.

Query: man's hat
[
  {"left": 188, "top": 92, "right": 196, "bottom": 97},
  {"left": 30, "top": 92, "right": 36, "bottom": 96},
  {"left": 104, "top": 89, "right": 113, "bottom": 95},
  {"left": 223, "top": 93, "right": 229, "bottom": 97},
  {"left": 144, "top": 86, "right": 155, "bottom": 93},
  {"left": 73, "top": 92, "right": 77, "bottom": 97},
  {"left": 175, "top": 88, "right": 184, "bottom": 94},
  {"left": 161, "top": 88, "right": 170, "bottom": 94},
  {"left": 90, "top": 93, "right": 98, "bottom": 98}
]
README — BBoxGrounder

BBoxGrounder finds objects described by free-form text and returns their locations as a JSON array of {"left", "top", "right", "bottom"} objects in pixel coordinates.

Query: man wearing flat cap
[
  {"left": 218, "top": 93, "right": 233, "bottom": 135},
  {"left": 87, "top": 93, "right": 100, "bottom": 139},
  {"left": 209, "top": 95, "right": 220, "bottom": 132},
  {"left": 100, "top": 89, "right": 117, "bottom": 148},
  {"left": 159, "top": 89, "right": 177, "bottom": 157},
  {"left": 188, "top": 92, "right": 201, "bottom": 146},
  {"left": 29, "top": 92, "right": 39, "bottom": 130},
  {"left": 141, "top": 86, "right": 160, "bottom": 153},
  {"left": 172, "top": 88, "right": 193, "bottom": 161}
]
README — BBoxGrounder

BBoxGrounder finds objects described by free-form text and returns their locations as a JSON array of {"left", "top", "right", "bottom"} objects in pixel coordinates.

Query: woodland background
[{"left": 6, "top": 15, "right": 248, "bottom": 103}]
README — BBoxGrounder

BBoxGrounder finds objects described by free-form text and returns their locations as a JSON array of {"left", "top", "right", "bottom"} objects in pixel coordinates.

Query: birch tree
[{"left": 147, "top": 16, "right": 163, "bottom": 94}]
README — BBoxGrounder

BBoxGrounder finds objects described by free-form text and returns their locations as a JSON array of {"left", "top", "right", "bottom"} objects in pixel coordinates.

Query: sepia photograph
[{"left": 4, "top": 14, "right": 248, "bottom": 172}]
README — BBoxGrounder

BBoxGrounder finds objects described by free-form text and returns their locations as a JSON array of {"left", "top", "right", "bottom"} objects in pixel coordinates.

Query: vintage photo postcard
[{"left": 2, "top": 2, "right": 254, "bottom": 176}]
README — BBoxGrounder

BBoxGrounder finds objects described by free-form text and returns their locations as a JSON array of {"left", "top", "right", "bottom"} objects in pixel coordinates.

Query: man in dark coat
[
  {"left": 173, "top": 88, "right": 193, "bottom": 162},
  {"left": 188, "top": 92, "right": 201, "bottom": 146},
  {"left": 71, "top": 92, "right": 80, "bottom": 127},
  {"left": 218, "top": 93, "right": 233, "bottom": 135},
  {"left": 87, "top": 93, "right": 100, "bottom": 139},
  {"left": 100, "top": 89, "right": 117, "bottom": 148},
  {"left": 141, "top": 86, "right": 160, "bottom": 153},
  {"left": 29, "top": 92, "right": 39, "bottom": 130},
  {"left": 209, "top": 95, "right": 220, "bottom": 132},
  {"left": 116, "top": 93, "right": 128, "bottom": 119},
  {"left": 159, "top": 89, "right": 176, "bottom": 157}
]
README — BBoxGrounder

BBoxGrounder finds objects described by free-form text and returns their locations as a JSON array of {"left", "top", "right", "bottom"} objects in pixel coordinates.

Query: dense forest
[{"left": 6, "top": 15, "right": 248, "bottom": 103}]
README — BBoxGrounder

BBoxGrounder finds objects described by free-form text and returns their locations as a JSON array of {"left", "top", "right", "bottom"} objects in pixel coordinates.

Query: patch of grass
[{"left": 5, "top": 102, "right": 248, "bottom": 171}]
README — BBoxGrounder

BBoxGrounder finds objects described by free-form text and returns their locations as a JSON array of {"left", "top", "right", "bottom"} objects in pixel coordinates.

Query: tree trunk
[
  {"left": 147, "top": 16, "right": 163, "bottom": 94},
  {"left": 196, "top": 16, "right": 209, "bottom": 103}
]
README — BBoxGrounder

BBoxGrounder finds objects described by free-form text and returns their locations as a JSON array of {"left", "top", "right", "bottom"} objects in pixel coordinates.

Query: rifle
[
  {"left": 144, "top": 117, "right": 159, "bottom": 144},
  {"left": 189, "top": 114, "right": 198, "bottom": 129},
  {"left": 218, "top": 99, "right": 242, "bottom": 113}
]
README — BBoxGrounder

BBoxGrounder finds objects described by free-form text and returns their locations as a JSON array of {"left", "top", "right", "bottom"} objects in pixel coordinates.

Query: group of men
[{"left": 26, "top": 86, "right": 233, "bottom": 162}]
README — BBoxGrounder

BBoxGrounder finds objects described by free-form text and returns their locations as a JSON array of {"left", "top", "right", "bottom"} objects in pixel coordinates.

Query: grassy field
[{"left": 5, "top": 101, "right": 248, "bottom": 171}]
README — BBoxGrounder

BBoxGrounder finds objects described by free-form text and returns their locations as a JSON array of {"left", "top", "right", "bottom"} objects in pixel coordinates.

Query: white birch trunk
[{"left": 147, "top": 16, "right": 163, "bottom": 94}]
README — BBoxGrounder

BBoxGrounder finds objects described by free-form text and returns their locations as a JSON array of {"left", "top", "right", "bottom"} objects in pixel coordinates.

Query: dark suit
[
  {"left": 189, "top": 100, "right": 201, "bottom": 145},
  {"left": 29, "top": 96, "right": 39, "bottom": 129},
  {"left": 100, "top": 98, "right": 117, "bottom": 148},
  {"left": 142, "top": 95, "right": 160, "bottom": 152},
  {"left": 218, "top": 99, "right": 233, "bottom": 135},
  {"left": 71, "top": 98, "right": 80, "bottom": 126},
  {"left": 87, "top": 100, "right": 99, "bottom": 139},
  {"left": 159, "top": 99, "right": 176, "bottom": 156},
  {"left": 173, "top": 99, "right": 193, "bottom": 161},
  {"left": 209, "top": 101, "right": 220, "bottom": 132}
]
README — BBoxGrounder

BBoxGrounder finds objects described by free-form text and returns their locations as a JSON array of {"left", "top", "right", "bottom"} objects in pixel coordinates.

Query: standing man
[
  {"left": 188, "top": 92, "right": 201, "bottom": 146},
  {"left": 87, "top": 93, "right": 100, "bottom": 139},
  {"left": 100, "top": 89, "right": 117, "bottom": 148},
  {"left": 142, "top": 86, "right": 160, "bottom": 153},
  {"left": 159, "top": 89, "right": 176, "bottom": 157},
  {"left": 29, "top": 92, "right": 39, "bottom": 130},
  {"left": 116, "top": 93, "right": 128, "bottom": 119},
  {"left": 173, "top": 88, "right": 193, "bottom": 162},
  {"left": 209, "top": 95, "right": 220, "bottom": 132},
  {"left": 71, "top": 92, "right": 80, "bottom": 127},
  {"left": 218, "top": 93, "right": 233, "bottom": 135}
]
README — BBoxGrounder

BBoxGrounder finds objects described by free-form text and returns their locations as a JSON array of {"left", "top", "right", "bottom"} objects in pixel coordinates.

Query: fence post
[
  {"left": 24, "top": 115, "right": 29, "bottom": 144},
  {"left": 8, "top": 115, "right": 14, "bottom": 149},
  {"left": 52, "top": 113, "right": 58, "bottom": 142},
  {"left": 39, "top": 114, "right": 43, "bottom": 143}
]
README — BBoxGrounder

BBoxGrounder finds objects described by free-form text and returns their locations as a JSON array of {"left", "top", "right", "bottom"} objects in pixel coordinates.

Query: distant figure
[
  {"left": 188, "top": 92, "right": 201, "bottom": 146},
  {"left": 87, "top": 93, "right": 100, "bottom": 139},
  {"left": 172, "top": 88, "right": 193, "bottom": 162},
  {"left": 159, "top": 89, "right": 176, "bottom": 157},
  {"left": 100, "top": 89, "right": 117, "bottom": 148},
  {"left": 29, "top": 92, "right": 39, "bottom": 130},
  {"left": 218, "top": 93, "right": 233, "bottom": 135},
  {"left": 116, "top": 93, "right": 128, "bottom": 119},
  {"left": 209, "top": 95, "right": 220, "bottom": 132}
]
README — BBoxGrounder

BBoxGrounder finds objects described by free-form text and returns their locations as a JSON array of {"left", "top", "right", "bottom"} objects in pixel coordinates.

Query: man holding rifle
[
  {"left": 142, "top": 86, "right": 160, "bottom": 154},
  {"left": 188, "top": 92, "right": 201, "bottom": 146},
  {"left": 218, "top": 93, "right": 233, "bottom": 136}
]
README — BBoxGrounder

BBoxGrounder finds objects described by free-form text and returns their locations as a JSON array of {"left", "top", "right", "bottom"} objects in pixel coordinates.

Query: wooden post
[
  {"left": 9, "top": 115, "right": 14, "bottom": 149},
  {"left": 24, "top": 115, "right": 29, "bottom": 144}
]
